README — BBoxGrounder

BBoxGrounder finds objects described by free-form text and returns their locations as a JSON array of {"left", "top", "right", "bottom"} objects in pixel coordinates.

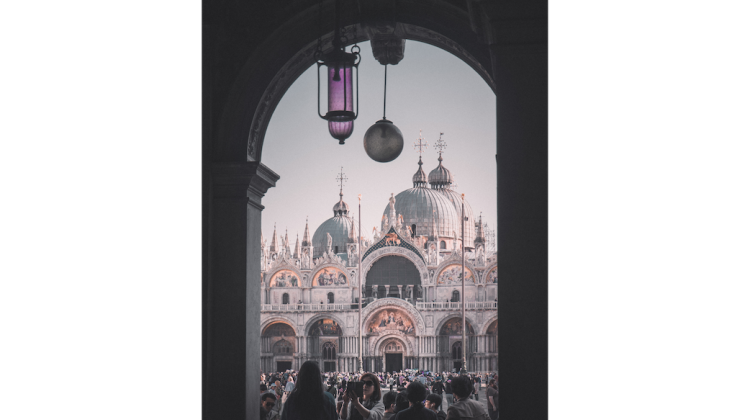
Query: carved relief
[{"left": 437, "top": 264, "right": 475, "bottom": 285}]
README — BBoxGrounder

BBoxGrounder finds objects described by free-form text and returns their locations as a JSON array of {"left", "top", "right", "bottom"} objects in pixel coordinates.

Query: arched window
[
  {"left": 282, "top": 293, "right": 289, "bottom": 304},
  {"left": 334, "top": 245, "right": 338, "bottom": 254},
  {"left": 274, "top": 339, "right": 292, "bottom": 355},
  {"left": 322, "top": 342, "right": 336, "bottom": 360},
  {"left": 424, "top": 242, "right": 429, "bottom": 250},
  {"left": 411, "top": 224, "right": 417, "bottom": 237},
  {"left": 327, "top": 292, "right": 334, "bottom": 304},
  {"left": 451, "top": 341, "right": 462, "bottom": 360},
  {"left": 451, "top": 290, "right": 460, "bottom": 302},
  {"left": 440, "top": 241, "right": 446, "bottom": 249}
]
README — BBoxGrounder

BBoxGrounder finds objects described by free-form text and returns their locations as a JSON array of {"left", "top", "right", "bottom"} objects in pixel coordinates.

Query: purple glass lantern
[
  {"left": 329, "top": 120, "right": 354, "bottom": 143},
  {"left": 318, "top": 46, "right": 359, "bottom": 144}
]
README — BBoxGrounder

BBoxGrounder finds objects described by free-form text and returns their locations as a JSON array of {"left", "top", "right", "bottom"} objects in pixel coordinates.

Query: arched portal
[{"left": 262, "top": 321, "right": 296, "bottom": 372}]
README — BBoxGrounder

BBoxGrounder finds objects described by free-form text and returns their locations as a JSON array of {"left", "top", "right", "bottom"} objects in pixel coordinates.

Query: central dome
[{"left": 382, "top": 187, "right": 459, "bottom": 239}]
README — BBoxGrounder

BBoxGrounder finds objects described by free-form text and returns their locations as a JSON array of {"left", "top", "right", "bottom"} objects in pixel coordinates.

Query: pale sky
[{"left": 261, "top": 40, "right": 496, "bottom": 247}]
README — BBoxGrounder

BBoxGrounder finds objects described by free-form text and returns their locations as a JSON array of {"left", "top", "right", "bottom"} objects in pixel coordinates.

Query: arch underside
[{"left": 247, "top": 22, "right": 496, "bottom": 162}]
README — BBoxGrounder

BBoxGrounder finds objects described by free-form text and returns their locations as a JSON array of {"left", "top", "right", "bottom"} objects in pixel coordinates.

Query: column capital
[{"left": 210, "top": 162, "right": 280, "bottom": 209}]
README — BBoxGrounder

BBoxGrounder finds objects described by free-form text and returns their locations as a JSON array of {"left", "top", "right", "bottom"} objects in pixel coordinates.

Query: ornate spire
[
  {"left": 284, "top": 228, "right": 290, "bottom": 254},
  {"left": 270, "top": 223, "right": 278, "bottom": 253},
  {"left": 294, "top": 233, "right": 300, "bottom": 258},
  {"left": 412, "top": 130, "right": 429, "bottom": 187},
  {"left": 302, "top": 217, "right": 311, "bottom": 246},
  {"left": 475, "top": 213, "right": 486, "bottom": 245}
]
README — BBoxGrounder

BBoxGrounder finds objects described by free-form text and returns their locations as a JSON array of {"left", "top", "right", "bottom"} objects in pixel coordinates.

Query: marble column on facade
[
  {"left": 397, "top": 285, "right": 403, "bottom": 299},
  {"left": 385, "top": 285, "right": 390, "bottom": 298}
]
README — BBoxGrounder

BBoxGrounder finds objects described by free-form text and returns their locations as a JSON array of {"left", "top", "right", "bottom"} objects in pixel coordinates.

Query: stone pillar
[
  {"left": 204, "top": 162, "right": 278, "bottom": 420},
  {"left": 385, "top": 285, "right": 390, "bottom": 297},
  {"left": 398, "top": 285, "right": 403, "bottom": 299},
  {"left": 487, "top": 2, "right": 548, "bottom": 415}
]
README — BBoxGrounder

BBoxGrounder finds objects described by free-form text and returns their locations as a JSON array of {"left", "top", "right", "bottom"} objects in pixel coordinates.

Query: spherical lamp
[{"left": 363, "top": 119, "right": 403, "bottom": 162}]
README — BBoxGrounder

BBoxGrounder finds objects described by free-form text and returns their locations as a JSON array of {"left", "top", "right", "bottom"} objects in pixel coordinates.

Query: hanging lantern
[
  {"left": 316, "top": 0, "right": 359, "bottom": 145},
  {"left": 363, "top": 119, "right": 403, "bottom": 162},
  {"left": 363, "top": 64, "right": 403, "bottom": 162},
  {"left": 318, "top": 46, "right": 359, "bottom": 144}
]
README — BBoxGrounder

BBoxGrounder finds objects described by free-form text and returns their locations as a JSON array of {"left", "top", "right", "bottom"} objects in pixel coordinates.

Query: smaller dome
[
  {"left": 428, "top": 154, "right": 452, "bottom": 189},
  {"left": 412, "top": 157, "right": 427, "bottom": 187},
  {"left": 332, "top": 193, "right": 350, "bottom": 216}
]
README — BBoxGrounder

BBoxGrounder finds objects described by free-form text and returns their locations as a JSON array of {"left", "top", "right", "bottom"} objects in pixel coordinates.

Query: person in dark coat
[
  {"left": 431, "top": 379, "right": 444, "bottom": 396},
  {"left": 281, "top": 361, "right": 337, "bottom": 420},
  {"left": 425, "top": 394, "right": 447, "bottom": 420},
  {"left": 393, "top": 382, "right": 437, "bottom": 420}
]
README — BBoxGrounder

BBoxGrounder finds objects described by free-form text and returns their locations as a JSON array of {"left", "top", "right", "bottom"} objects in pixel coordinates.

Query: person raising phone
[{"left": 339, "top": 372, "right": 385, "bottom": 420}]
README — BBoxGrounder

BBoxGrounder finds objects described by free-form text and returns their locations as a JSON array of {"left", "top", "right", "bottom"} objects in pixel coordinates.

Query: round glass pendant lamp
[
  {"left": 363, "top": 64, "right": 403, "bottom": 162},
  {"left": 318, "top": 46, "right": 360, "bottom": 144},
  {"left": 363, "top": 119, "right": 403, "bottom": 162}
]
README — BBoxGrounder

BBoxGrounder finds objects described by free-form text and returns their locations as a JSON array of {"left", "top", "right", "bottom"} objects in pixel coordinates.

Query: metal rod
[
  {"left": 461, "top": 193, "right": 466, "bottom": 373},
  {"left": 383, "top": 64, "right": 388, "bottom": 119},
  {"left": 362, "top": 194, "right": 364, "bottom": 373}
]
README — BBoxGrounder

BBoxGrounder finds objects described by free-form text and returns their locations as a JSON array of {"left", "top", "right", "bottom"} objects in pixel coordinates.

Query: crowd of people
[{"left": 259, "top": 365, "right": 499, "bottom": 420}]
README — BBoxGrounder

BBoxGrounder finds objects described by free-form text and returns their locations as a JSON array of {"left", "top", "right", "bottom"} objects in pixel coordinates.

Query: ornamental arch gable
[
  {"left": 304, "top": 313, "right": 347, "bottom": 336},
  {"left": 482, "top": 264, "right": 498, "bottom": 285},
  {"left": 434, "top": 256, "right": 477, "bottom": 286},
  {"left": 360, "top": 298, "right": 426, "bottom": 335},
  {"left": 265, "top": 264, "right": 303, "bottom": 288},
  {"left": 433, "top": 312, "right": 478, "bottom": 336},
  {"left": 310, "top": 265, "right": 350, "bottom": 287},
  {"left": 370, "top": 333, "right": 414, "bottom": 357},
  {"left": 361, "top": 247, "right": 430, "bottom": 287},
  {"left": 261, "top": 317, "right": 298, "bottom": 337},
  {"left": 481, "top": 315, "right": 499, "bottom": 335}
]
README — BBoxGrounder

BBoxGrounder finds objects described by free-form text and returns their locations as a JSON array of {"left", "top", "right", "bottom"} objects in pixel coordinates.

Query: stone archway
[{"left": 204, "top": 1, "right": 547, "bottom": 418}]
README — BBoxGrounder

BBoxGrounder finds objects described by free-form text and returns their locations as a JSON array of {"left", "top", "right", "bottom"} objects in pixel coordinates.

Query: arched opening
[
  {"left": 366, "top": 255, "right": 420, "bottom": 299},
  {"left": 451, "top": 290, "right": 460, "bottom": 302},
  {"left": 411, "top": 224, "right": 417, "bottom": 237},
  {"left": 440, "top": 241, "right": 446, "bottom": 249},
  {"left": 262, "top": 322, "right": 296, "bottom": 372},
  {"left": 201, "top": 2, "right": 549, "bottom": 418},
  {"left": 282, "top": 293, "right": 289, "bottom": 305},
  {"left": 327, "top": 292, "right": 334, "bottom": 304}
]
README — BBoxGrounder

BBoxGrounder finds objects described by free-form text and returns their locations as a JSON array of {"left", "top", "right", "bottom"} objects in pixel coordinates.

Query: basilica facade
[{"left": 259, "top": 153, "right": 498, "bottom": 373}]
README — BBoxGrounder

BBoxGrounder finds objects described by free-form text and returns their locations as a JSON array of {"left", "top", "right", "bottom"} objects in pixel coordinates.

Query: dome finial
[
  {"left": 429, "top": 133, "right": 453, "bottom": 189},
  {"left": 412, "top": 130, "right": 429, "bottom": 187},
  {"left": 333, "top": 167, "right": 350, "bottom": 216}
]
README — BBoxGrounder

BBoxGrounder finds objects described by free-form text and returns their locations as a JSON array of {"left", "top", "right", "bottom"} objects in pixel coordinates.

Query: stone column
[
  {"left": 385, "top": 285, "right": 390, "bottom": 297},
  {"left": 204, "top": 162, "right": 278, "bottom": 420},
  {"left": 398, "top": 285, "right": 403, "bottom": 299},
  {"left": 488, "top": 6, "right": 548, "bottom": 416}
]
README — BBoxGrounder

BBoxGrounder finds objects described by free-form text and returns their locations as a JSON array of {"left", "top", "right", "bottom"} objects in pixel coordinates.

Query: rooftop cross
[
  {"left": 335, "top": 166, "right": 348, "bottom": 197},
  {"left": 434, "top": 132, "right": 448, "bottom": 157},
  {"left": 413, "top": 129, "right": 429, "bottom": 158}
]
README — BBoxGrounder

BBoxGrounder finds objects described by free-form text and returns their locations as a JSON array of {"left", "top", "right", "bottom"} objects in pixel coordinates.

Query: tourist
[
  {"left": 485, "top": 379, "right": 498, "bottom": 420},
  {"left": 443, "top": 377, "right": 454, "bottom": 408},
  {"left": 425, "top": 394, "right": 447, "bottom": 420},
  {"left": 339, "top": 372, "right": 384, "bottom": 420},
  {"left": 472, "top": 377, "right": 480, "bottom": 401},
  {"left": 445, "top": 376, "right": 489, "bottom": 420},
  {"left": 393, "top": 382, "right": 437, "bottom": 420},
  {"left": 394, "top": 391, "right": 410, "bottom": 413},
  {"left": 430, "top": 378, "right": 444, "bottom": 397},
  {"left": 261, "top": 392, "right": 278, "bottom": 420},
  {"left": 382, "top": 390, "right": 399, "bottom": 420},
  {"left": 281, "top": 361, "right": 337, "bottom": 420}
]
